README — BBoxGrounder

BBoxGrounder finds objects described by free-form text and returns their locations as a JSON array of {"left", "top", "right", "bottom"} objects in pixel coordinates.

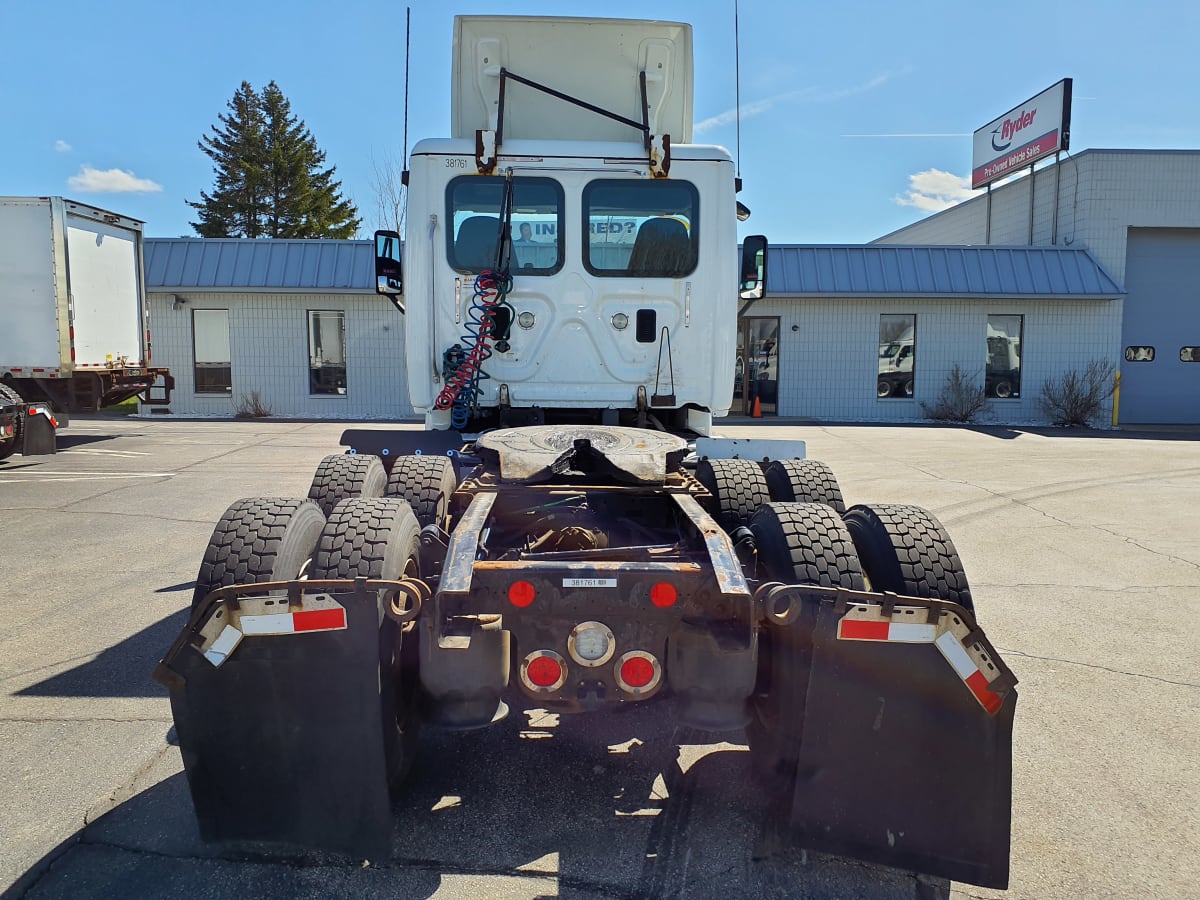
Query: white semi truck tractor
[{"left": 158, "top": 16, "right": 1016, "bottom": 889}]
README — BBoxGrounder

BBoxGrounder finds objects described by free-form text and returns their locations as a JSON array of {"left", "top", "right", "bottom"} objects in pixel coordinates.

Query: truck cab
[
  {"left": 374, "top": 16, "right": 760, "bottom": 438},
  {"left": 400, "top": 138, "right": 738, "bottom": 435}
]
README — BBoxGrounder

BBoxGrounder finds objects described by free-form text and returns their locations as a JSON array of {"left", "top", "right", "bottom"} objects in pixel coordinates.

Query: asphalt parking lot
[{"left": 1, "top": 417, "right": 1197, "bottom": 899}]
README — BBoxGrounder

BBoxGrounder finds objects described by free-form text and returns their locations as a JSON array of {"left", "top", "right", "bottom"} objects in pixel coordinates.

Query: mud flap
[
  {"left": 786, "top": 593, "right": 1016, "bottom": 889},
  {"left": 158, "top": 588, "right": 393, "bottom": 859}
]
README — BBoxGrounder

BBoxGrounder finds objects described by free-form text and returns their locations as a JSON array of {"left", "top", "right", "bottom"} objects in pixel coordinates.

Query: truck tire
[
  {"left": 696, "top": 458, "right": 770, "bottom": 528},
  {"left": 385, "top": 455, "right": 458, "bottom": 527},
  {"left": 747, "top": 502, "right": 864, "bottom": 787},
  {"left": 877, "top": 379, "right": 891, "bottom": 398},
  {"left": 309, "top": 497, "right": 422, "bottom": 790},
  {"left": 763, "top": 459, "right": 846, "bottom": 514},
  {"left": 191, "top": 498, "right": 326, "bottom": 612},
  {"left": 0, "top": 383, "right": 24, "bottom": 461},
  {"left": 843, "top": 503, "right": 974, "bottom": 614},
  {"left": 307, "top": 454, "right": 387, "bottom": 517}
]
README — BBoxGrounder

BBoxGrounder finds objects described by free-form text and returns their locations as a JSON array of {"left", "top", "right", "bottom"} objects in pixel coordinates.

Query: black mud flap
[
  {"left": 157, "top": 587, "right": 394, "bottom": 859},
  {"left": 785, "top": 591, "right": 1016, "bottom": 889}
]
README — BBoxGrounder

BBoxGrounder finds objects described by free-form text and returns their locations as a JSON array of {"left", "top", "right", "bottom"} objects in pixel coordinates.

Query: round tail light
[
  {"left": 509, "top": 580, "right": 536, "bottom": 607},
  {"left": 650, "top": 582, "right": 677, "bottom": 608},
  {"left": 615, "top": 651, "right": 661, "bottom": 695},
  {"left": 521, "top": 650, "right": 567, "bottom": 692}
]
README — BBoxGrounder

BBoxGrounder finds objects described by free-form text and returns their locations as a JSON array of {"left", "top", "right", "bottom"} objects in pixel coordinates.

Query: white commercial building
[
  {"left": 876, "top": 149, "right": 1200, "bottom": 425},
  {"left": 143, "top": 239, "right": 414, "bottom": 419},
  {"left": 732, "top": 244, "right": 1122, "bottom": 424}
]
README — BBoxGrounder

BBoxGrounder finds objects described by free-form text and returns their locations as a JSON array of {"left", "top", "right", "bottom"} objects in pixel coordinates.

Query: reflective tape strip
[
  {"left": 935, "top": 630, "right": 1003, "bottom": 713},
  {"left": 241, "top": 607, "right": 347, "bottom": 635},
  {"left": 935, "top": 630, "right": 977, "bottom": 679},
  {"left": 838, "top": 619, "right": 936, "bottom": 643},
  {"left": 966, "top": 670, "right": 1003, "bottom": 714},
  {"left": 203, "top": 624, "right": 243, "bottom": 667},
  {"left": 241, "top": 612, "right": 298, "bottom": 635},
  {"left": 196, "top": 598, "right": 348, "bottom": 667},
  {"left": 294, "top": 607, "right": 347, "bottom": 632},
  {"left": 839, "top": 606, "right": 1006, "bottom": 715}
]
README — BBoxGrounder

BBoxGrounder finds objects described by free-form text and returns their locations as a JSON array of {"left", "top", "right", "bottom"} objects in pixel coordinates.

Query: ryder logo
[{"left": 991, "top": 108, "right": 1038, "bottom": 152}]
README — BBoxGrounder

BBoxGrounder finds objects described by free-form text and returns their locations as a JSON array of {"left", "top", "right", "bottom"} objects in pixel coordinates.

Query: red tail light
[
  {"left": 615, "top": 651, "right": 661, "bottom": 695},
  {"left": 521, "top": 651, "right": 567, "bottom": 692},
  {"left": 650, "top": 582, "right": 677, "bottom": 608},
  {"left": 509, "top": 580, "right": 536, "bottom": 607}
]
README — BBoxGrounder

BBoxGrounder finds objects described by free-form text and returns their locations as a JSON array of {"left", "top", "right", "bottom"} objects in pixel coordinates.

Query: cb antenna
[
  {"left": 734, "top": 0, "right": 742, "bottom": 182},
  {"left": 402, "top": 7, "right": 411, "bottom": 171}
]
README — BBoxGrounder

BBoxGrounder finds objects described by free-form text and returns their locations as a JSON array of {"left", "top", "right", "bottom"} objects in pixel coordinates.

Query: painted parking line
[
  {"left": 0, "top": 471, "right": 176, "bottom": 482},
  {"left": 65, "top": 448, "right": 151, "bottom": 457}
]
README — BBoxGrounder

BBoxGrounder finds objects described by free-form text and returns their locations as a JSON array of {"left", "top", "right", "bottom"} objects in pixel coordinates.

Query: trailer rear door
[
  {"left": 66, "top": 213, "right": 143, "bottom": 366},
  {"left": 0, "top": 199, "right": 61, "bottom": 369}
]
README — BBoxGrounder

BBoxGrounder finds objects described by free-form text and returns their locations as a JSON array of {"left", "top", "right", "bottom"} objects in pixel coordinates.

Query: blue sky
[{"left": 3, "top": 1, "right": 1197, "bottom": 243}]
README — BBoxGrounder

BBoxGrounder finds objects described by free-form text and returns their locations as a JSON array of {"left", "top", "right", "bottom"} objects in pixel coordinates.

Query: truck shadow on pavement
[
  {"left": 15, "top": 609, "right": 187, "bottom": 699},
  {"left": 9, "top": 704, "right": 944, "bottom": 899},
  {"left": 50, "top": 434, "right": 119, "bottom": 450}
]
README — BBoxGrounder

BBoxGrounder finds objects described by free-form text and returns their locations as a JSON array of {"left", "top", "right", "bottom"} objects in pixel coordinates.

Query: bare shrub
[
  {"left": 234, "top": 390, "right": 273, "bottom": 419},
  {"left": 1038, "top": 360, "right": 1116, "bottom": 427},
  {"left": 921, "top": 365, "right": 989, "bottom": 423}
]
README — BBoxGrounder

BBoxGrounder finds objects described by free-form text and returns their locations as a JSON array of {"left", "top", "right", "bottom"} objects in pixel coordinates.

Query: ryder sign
[{"left": 972, "top": 79, "right": 1072, "bottom": 189}]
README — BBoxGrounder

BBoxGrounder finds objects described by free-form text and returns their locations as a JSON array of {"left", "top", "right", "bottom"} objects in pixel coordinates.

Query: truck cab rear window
[
  {"left": 583, "top": 180, "right": 699, "bottom": 277},
  {"left": 446, "top": 176, "right": 563, "bottom": 275}
]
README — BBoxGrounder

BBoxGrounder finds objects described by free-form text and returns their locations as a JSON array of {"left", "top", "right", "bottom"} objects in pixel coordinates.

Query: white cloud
[
  {"left": 695, "top": 70, "right": 907, "bottom": 134},
  {"left": 67, "top": 165, "right": 162, "bottom": 194},
  {"left": 894, "top": 168, "right": 976, "bottom": 212},
  {"left": 54, "top": 140, "right": 72, "bottom": 153}
]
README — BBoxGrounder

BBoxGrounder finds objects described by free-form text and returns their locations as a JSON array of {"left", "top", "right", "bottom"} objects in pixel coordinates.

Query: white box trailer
[{"left": 0, "top": 197, "right": 174, "bottom": 411}]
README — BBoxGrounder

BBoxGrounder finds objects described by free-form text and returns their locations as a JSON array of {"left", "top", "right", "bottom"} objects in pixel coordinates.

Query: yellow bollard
[{"left": 1111, "top": 370, "right": 1121, "bottom": 427}]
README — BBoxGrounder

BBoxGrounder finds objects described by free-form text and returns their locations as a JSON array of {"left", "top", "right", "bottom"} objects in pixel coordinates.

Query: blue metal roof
[
  {"left": 144, "top": 238, "right": 1123, "bottom": 299},
  {"left": 767, "top": 245, "right": 1124, "bottom": 299},
  {"left": 144, "top": 238, "right": 374, "bottom": 292}
]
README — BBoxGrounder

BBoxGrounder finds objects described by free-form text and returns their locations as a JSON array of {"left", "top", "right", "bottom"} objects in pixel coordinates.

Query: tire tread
[
  {"left": 307, "top": 454, "right": 387, "bottom": 516},
  {"left": 763, "top": 459, "right": 846, "bottom": 514},
  {"left": 696, "top": 458, "right": 770, "bottom": 527}
]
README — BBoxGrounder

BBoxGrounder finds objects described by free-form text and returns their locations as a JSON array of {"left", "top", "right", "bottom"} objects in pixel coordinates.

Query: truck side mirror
[
  {"left": 374, "top": 229, "right": 405, "bottom": 314},
  {"left": 739, "top": 235, "right": 768, "bottom": 301}
]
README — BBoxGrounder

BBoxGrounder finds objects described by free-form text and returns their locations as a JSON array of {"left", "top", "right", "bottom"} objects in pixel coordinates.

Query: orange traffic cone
[{"left": 752, "top": 395, "right": 762, "bottom": 418}]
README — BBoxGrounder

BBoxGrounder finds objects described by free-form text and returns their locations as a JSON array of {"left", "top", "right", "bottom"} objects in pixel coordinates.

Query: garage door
[{"left": 1119, "top": 228, "right": 1200, "bottom": 424}]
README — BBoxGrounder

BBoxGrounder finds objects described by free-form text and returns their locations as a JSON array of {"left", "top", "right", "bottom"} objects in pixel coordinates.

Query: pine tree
[
  {"left": 189, "top": 82, "right": 267, "bottom": 238},
  {"left": 189, "top": 81, "right": 360, "bottom": 239}
]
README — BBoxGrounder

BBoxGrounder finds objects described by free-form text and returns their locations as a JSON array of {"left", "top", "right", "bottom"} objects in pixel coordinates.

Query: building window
[
  {"left": 878, "top": 314, "right": 915, "bottom": 398},
  {"left": 446, "top": 175, "right": 564, "bottom": 275},
  {"left": 987, "top": 315, "right": 1023, "bottom": 398},
  {"left": 1124, "top": 346, "right": 1156, "bottom": 362},
  {"left": 192, "top": 309, "right": 231, "bottom": 394},
  {"left": 1181, "top": 347, "right": 1200, "bottom": 362},
  {"left": 308, "top": 311, "right": 347, "bottom": 395},
  {"left": 583, "top": 180, "right": 699, "bottom": 277}
]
